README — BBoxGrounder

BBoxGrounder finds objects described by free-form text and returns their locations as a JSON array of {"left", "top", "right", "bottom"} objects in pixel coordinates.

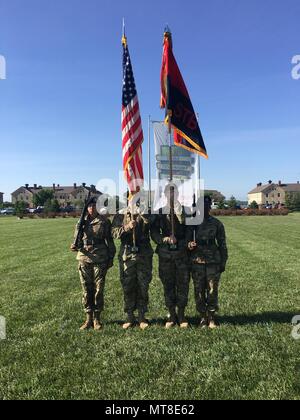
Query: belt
[
  {"left": 124, "top": 241, "right": 150, "bottom": 248},
  {"left": 84, "top": 240, "right": 106, "bottom": 246},
  {"left": 198, "top": 239, "right": 216, "bottom": 246}
]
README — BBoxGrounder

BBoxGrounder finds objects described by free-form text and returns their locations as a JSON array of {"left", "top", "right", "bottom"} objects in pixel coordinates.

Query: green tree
[
  {"left": 217, "top": 199, "right": 226, "bottom": 209},
  {"left": 15, "top": 201, "right": 27, "bottom": 218},
  {"left": 74, "top": 199, "right": 85, "bottom": 210},
  {"left": 44, "top": 199, "right": 60, "bottom": 214},
  {"left": 0, "top": 202, "right": 14, "bottom": 210},
  {"left": 227, "top": 196, "right": 238, "bottom": 209},
  {"left": 249, "top": 201, "right": 259, "bottom": 209},
  {"left": 286, "top": 192, "right": 300, "bottom": 212},
  {"left": 33, "top": 189, "right": 54, "bottom": 207}
]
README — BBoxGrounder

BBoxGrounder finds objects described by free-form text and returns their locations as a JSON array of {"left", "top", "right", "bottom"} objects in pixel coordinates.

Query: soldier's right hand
[
  {"left": 170, "top": 235, "right": 177, "bottom": 245},
  {"left": 126, "top": 221, "right": 137, "bottom": 231},
  {"left": 163, "top": 236, "right": 177, "bottom": 245}
]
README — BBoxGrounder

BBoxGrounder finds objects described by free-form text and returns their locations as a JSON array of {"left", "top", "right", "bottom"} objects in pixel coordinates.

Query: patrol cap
[
  {"left": 87, "top": 196, "right": 98, "bottom": 207},
  {"left": 204, "top": 195, "right": 212, "bottom": 205}
]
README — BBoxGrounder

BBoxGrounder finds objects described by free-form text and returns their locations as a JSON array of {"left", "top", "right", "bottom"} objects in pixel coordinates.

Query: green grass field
[{"left": 0, "top": 214, "right": 299, "bottom": 400}]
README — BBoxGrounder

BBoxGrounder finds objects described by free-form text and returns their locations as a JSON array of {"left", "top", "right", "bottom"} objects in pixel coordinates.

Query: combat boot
[
  {"left": 123, "top": 312, "right": 136, "bottom": 330},
  {"left": 199, "top": 313, "right": 208, "bottom": 329},
  {"left": 80, "top": 313, "right": 94, "bottom": 331},
  {"left": 93, "top": 312, "right": 102, "bottom": 331},
  {"left": 178, "top": 307, "right": 189, "bottom": 329},
  {"left": 165, "top": 308, "right": 177, "bottom": 329},
  {"left": 138, "top": 311, "right": 149, "bottom": 330},
  {"left": 208, "top": 312, "right": 217, "bottom": 329}
]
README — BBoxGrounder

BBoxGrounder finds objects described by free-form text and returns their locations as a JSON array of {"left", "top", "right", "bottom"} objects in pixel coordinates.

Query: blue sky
[{"left": 0, "top": 0, "right": 299, "bottom": 201}]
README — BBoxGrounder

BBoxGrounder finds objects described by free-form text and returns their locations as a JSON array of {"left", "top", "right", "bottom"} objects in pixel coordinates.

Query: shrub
[
  {"left": 286, "top": 192, "right": 300, "bottom": 212},
  {"left": 15, "top": 201, "right": 27, "bottom": 219},
  {"left": 210, "top": 208, "right": 289, "bottom": 216},
  {"left": 249, "top": 201, "right": 259, "bottom": 209}
]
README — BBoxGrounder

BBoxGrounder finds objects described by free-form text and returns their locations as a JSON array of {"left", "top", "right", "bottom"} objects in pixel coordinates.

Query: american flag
[{"left": 122, "top": 36, "right": 144, "bottom": 195}]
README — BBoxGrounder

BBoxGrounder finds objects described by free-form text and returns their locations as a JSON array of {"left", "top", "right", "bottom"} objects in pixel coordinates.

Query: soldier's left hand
[
  {"left": 70, "top": 244, "right": 78, "bottom": 252},
  {"left": 188, "top": 241, "right": 197, "bottom": 250},
  {"left": 85, "top": 245, "right": 94, "bottom": 252}
]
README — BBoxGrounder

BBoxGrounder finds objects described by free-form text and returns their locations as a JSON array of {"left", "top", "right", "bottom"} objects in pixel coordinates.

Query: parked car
[
  {"left": 35, "top": 207, "right": 44, "bottom": 214},
  {"left": 0, "top": 208, "right": 15, "bottom": 215},
  {"left": 60, "top": 206, "right": 76, "bottom": 213}
]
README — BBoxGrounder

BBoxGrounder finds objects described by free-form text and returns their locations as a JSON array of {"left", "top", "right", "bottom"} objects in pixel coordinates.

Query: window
[
  {"left": 278, "top": 193, "right": 281, "bottom": 198},
  {"left": 266, "top": 194, "right": 269, "bottom": 198}
]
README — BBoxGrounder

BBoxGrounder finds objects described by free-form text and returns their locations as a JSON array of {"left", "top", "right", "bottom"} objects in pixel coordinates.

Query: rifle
[
  {"left": 72, "top": 191, "right": 92, "bottom": 251},
  {"left": 169, "top": 185, "right": 178, "bottom": 251}
]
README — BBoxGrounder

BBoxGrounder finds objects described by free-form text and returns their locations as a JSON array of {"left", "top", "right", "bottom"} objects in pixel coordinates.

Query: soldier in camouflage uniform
[
  {"left": 112, "top": 205, "right": 154, "bottom": 330},
  {"left": 188, "top": 196, "right": 228, "bottom": 329},
  {"left": 151, "top": 185, "right": 190, "bottom": 329},
  {"left": 71, "top": 198, "right": 116, "bottom": 331}
]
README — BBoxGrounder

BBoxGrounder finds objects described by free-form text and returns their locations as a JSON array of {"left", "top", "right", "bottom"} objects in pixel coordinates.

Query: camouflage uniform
[
  {"left": 76, "top": 216, "right": 116, "bottom": 315},
  {"left": 188, "top": 216, "right": 228, "bottom": 315},
  {"left": 112, "top": 210, "right": 154, "bottom": 323},
  {"left": 151, "top": 204, "right": 190, "bottom": 323}
]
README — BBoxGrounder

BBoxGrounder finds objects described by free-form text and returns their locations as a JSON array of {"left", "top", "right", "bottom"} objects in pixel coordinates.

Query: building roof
[
  {"left": 12, "top": 184, "right": 102, "bottom": 196},
  {"left": 281, "top": 183, "right": 300, "bottom": 192},
  {"left": 11, "top": 186, "right": 34, "bottom": 196},
  {"left": 248, "top": 184, "right": 273, "bottom": 194},
  {"left": 249, "top": 182, "right": 300, "bottom": 194}
]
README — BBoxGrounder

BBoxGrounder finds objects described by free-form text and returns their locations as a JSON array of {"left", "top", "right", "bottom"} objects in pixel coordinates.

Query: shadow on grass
[
  {"left": 215, "top": 312, "right": 295, "bottom": 326},
  {"left": 104, "top": 312, "right": 295, "bottom": 327}
]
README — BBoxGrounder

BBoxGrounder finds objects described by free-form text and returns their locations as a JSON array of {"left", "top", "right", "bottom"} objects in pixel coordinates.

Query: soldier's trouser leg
[
  {"left": 136, "top": 254, "right": 153, "bottom": 318},
  {"left": 79, "top": 263, "right": 95, "bottom": 314},
  {"left": 94, "top": 263, "right": 108, "bottom": 314},
  {"left": 192, "top": 265, "right": 208, "bottom": 314},
  {"left": 159, "top": 256, "right": 177, "bottom": 312},
  {"left": 175, "top": 258, "right": 190, "bottom": 311},
  {"left": 206, "top": 265, "right": 221, "bottom": 313},
  {"left": 121, "top": 257, "right": 138, "bottom": 314}
]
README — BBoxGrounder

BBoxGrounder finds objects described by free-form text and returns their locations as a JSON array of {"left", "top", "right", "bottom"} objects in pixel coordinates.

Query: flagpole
[
  {"left": 168, "top": 111, "right": 173, "bottom": 182},
  {"left": 194, "top": 112, "right": 201, "bottom": 243},
  {"left": 122, "top": 21, "right": 136, "bottom": 249},
  {"left": 196, "top": 113, "right": 201, "bottom": 202},
  {"left": 148, "top": 115, "right": 152, "bottom": 212},
  {"left": 168, "top": 110, "right": 175, "bottom": 242},
  {"left": 122, "top": 18, "right": 125, "bottom": 38}
]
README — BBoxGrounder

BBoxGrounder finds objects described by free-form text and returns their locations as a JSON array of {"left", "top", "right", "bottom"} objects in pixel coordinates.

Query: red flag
[{"left": 160, "top": 29, "right": 208, "bottom": 158}]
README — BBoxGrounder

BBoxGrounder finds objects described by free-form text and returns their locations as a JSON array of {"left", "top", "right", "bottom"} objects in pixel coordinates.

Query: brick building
[
  {"left": 11, "top": 183, "right": 102, "bottom": 208},
  {"left": 248, "top": 180, "right": 300, "bottom": 206}
]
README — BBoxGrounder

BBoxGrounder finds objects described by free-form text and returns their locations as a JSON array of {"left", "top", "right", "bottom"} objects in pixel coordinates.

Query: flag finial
[
  {"left": 163, "top": 25, "right": 172, "bottom": 48},
  {"left": 164, "top": 24, "right": 171, "bottom": 34},
  {"left": 122, "top": 18, "right": 127, "bottom": 46}
]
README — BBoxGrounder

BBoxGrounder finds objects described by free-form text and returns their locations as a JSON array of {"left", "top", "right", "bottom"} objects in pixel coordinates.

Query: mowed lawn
[{"left": 0, "top": 214, "right": 299, "bottom": 400}]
